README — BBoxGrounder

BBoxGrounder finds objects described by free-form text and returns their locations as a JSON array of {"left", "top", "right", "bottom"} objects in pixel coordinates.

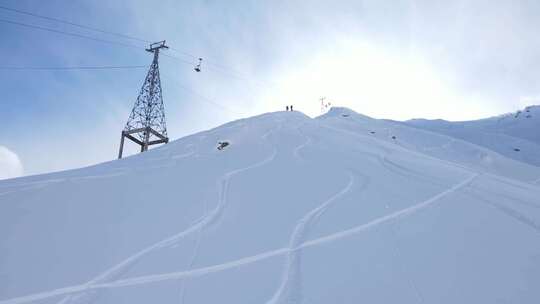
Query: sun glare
[{"left": 265, "top": 40, "right": 468, "bottom": 120}]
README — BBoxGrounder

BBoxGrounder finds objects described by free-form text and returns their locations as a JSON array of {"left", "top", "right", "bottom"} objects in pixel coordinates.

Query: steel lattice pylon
[{"left": 118, "top": 41, "right": 169, "bottom": 159}]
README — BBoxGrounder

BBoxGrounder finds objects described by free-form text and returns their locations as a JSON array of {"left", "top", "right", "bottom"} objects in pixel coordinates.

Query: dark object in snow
[
  {"left": 514, "top": 148, "right": 521, "bottom": 152},
  {"left": 217, "top": 141, "right": 229, "bottom": 150},
  {"left": 392, "top": 136, "right": 396, "bottom": 140},
  {"left": 370, "top": 131, "right": 376, "bottom": 134},
  {"left": 342, "top": 114, "right": 350, "bottom": 117},
  {"left": 286, "top": 106, "right": 289, "bottom": 111},
  {"left": 290, "top": 105, "right": 294, "bottom": 111},
  {"left": 194, "top": 58, "right": 202, "bottom": 72},
  {"left": 526, "top": 115, "right": 532, "bottom": 118}
]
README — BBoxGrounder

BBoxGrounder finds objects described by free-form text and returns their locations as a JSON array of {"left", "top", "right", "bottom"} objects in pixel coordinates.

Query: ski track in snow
[
  {"left": 178, "top": 214, "right": 204, "bottom": 304},
  {"left": 266, "top": 173, "right": 358, "bottom": 304},
  {"left": 0, "top": 185, "right": 45, "bottom": 197},
  {"left": 484, "top": 201, "right": 540, "bottom": 233},
  {"left": 0, "top": 173, "right": 478, "bottom": 304},
  {"left": 0, "top": 144, "right": 198, "bottom": 197},
  {"left": 171, "top": 150, "right": 196, "bottom": 160},
  {"left": 486, "top": 173, "right": 540, "bottom": 192},
  {"left": 379, "top": 154, "right": 448, "bottom": 188},
  {"left": 422, "top": 139, "right": 456, "bottom": 152},
  {"left": 300, "top": 173, "right": 478, "bottom": 247},
  {"left": 320, "top": 124, "right": 392, "bottom": 155},
  {"left": 0, "top": 179, "right": 65, "bottom": 196},
  {"left": 0, "top": 178, "right": 65, "bottom": 189},
  {"left": 472, "top": 185, "right": 540, "bottom": 210},
  {"left": 380, "top": 128, "right": 540, "bottom": 191},
  {"left": 322, "top": 120, "right": 523, "bottom": 191},
  {"left": 292, "top": 125, "right": 312, "bottom": 161},
  {"left": 316, "top": 124, "right": 446, "bottom": 188},
  {"left": 0, "top": 170, "right": 129, "bottom": 196},
  {"left": 465, "top": 189, "right": 540, "bottom": 233},
  {"left": 320, "top": 123, "right": 477, "bottom": 186},
  {"left": 53, "top": 129, "right": 278, "bottom": 304},
  {"left": 69, "top": 171, "right": 127, "bottom": 181}
]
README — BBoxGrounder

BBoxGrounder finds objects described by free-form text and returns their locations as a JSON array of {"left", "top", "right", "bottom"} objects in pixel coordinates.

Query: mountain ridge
[{"left": 1, "top": 107, "right": 540, "bottom": 304}]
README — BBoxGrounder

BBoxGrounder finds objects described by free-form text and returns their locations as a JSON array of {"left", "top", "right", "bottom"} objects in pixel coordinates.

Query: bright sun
[{"left": 263, "top": 40, "right": 476, "bottom": 120}]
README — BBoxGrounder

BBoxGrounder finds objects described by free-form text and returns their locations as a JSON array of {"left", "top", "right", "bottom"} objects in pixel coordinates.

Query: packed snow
[
  {"left": 1, "top": 108, "right": 539, "bottom": 304},
  {"left": 405, "top": 105, "right": 540, "bottom": 167}
]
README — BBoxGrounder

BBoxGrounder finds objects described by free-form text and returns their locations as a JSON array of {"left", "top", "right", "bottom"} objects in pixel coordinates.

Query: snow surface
[
  {"left": 405, "top": 105, "right": 540, "bottom": 167},
  {"left": 1, "top": 108, "right": 540, "bottom": 304}
]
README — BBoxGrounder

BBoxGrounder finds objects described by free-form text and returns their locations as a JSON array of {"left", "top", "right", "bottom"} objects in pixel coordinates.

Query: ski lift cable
[
  {"left": 146, "top": 45, "right": 249, "bottom": 76},
  {"left": 0, "top": 4, "right": 150, "bottom": 44},
  {"left": 167, "top": 47, "right": 199, "bottom": 60},
  {"left": 203, "top": 63, "right": 278, "bottom": 89},
  {"left": 160, "top": 53, "right": 193, "bottom": 66},
  {"left": 0, "top": 7, "right": 280, "bottom": 95},
  {"left": 0, "top": 65, "right": 148, "bottom": 70},
  {"left": 160, "top": 73, "right": 244, "bottom": 116},
  {"left": 152, "top": 48, "right": 274, "bottom": 88},
  {"left": 0, "top": 4, "right": 242, "bottom": 75},
  {"left": 0, "top": 4, "right": 266, "bottom": 86},
  {"left": 177, "top": 84, "right": 244, "bottom": 116},
  {"left": 160, "top": 53, "right": 269, "bottom": 89},
  {"left": 168, "top": 48, "right": 253, "bottom": 78},
  {"left": 0, "top": 18, "right": 143, "bottom": 50}
]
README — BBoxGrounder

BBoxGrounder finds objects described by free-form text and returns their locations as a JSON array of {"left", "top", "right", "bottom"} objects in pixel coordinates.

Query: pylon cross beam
[{"left": 118, "top": 127, "right": 169, "bottom": 158}]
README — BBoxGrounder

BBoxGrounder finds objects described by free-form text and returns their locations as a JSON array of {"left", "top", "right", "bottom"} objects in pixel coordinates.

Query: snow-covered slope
[
  {"left": 322, "top": 107, "right": 540, "bottom": 182},
  {"left": 1, "top": 109, "right": 540, "bottom": 304},
  {"left": 405, "top": 105, "right": 540, "bottom": 167}
]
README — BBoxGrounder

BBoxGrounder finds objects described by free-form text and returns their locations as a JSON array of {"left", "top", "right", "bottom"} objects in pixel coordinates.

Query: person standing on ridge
[
  {"left": 286, "top": 106, "right": 289, "bottom": 111},
  {"left": 290, "top": 105, "right": 294, "bottom": 111}
]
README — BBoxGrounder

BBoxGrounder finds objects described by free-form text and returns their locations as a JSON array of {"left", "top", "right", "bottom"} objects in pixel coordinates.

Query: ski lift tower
[
  {"left": 320, "top": 97, "right": 326, "bottom": 114},
  {"left": 320, "top": 97, "right": 332, "bottom": 114},
  {"left": 118, "top": 41, "right": 169, "bottom": 159}
]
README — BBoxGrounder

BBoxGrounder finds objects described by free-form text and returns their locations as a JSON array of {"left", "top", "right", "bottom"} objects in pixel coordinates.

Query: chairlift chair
[{"left": 194, "top": 58, "right": 203, "bottom": 72}]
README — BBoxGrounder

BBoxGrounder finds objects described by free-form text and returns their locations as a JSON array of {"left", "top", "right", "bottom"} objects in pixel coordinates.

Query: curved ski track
[
  {"left": 292, "top": 125, "right": 312, "bottom": 161},
  {"left": 266, "top": 173, "right": 358, "bottom": 304},
  {"left": 54, "top": 129, "right": 278, "bottom": 304},
  {"left": 465, "top": 188, "right": 540, "bottom": 233},
  {"left": 0, "top": 174, "right": 478, "bottom": 304}
]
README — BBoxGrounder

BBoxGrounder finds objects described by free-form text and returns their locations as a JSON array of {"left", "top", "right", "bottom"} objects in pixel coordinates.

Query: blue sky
[{"left": 1, "top": 0, "right": 540, "bottom": 177}]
